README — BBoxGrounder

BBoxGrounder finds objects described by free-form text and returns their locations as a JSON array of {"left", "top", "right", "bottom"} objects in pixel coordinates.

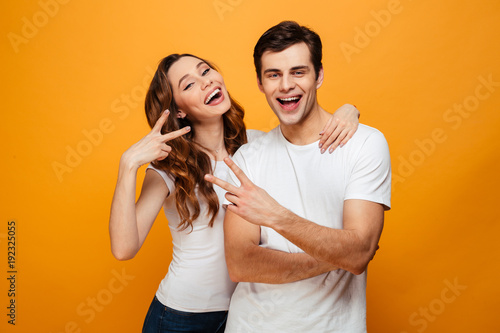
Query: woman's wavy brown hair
[{"left": 145, "top": 54, "right": 247, "bottom": 231}]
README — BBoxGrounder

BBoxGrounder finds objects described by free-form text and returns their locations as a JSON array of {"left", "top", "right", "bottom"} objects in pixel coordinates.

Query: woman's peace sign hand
[{"left": 121, "top": 110, "right": 191, "bottom": 170}]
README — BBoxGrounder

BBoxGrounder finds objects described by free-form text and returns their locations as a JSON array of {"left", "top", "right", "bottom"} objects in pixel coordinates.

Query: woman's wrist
[{"left": 119, "top": 153, "right": 140, "bottom": 174}]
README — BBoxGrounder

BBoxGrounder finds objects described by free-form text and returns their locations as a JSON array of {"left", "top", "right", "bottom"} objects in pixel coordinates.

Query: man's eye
[{"left": 183, "top": 83, "right": 194, "bottom": 91}]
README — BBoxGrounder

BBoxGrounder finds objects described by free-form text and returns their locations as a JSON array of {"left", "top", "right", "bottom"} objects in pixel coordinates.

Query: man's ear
[
  {"left": 257, "top": 74, "right": 265, "bottom": 93},
  {"left": 316, "top": 67, "right": 324, "bottom": 89},
  {"left": 177, "top": 110, "right": 187, "bottom": 119}
]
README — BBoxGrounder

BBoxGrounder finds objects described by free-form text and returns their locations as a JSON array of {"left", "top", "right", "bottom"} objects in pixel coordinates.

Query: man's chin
[{"left": 276, "top": 116, "right": 301, "bottom": 127}]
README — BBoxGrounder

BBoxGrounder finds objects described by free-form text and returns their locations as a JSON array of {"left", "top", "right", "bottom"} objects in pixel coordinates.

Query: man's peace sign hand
[{"left": 205, "top": 157, "right": 286, "bottom": 227}]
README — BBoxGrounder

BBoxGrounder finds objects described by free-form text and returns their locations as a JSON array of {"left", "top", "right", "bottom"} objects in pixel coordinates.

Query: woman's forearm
[{"left": 109, "top": 159, "right": 141, "bottom": 260}]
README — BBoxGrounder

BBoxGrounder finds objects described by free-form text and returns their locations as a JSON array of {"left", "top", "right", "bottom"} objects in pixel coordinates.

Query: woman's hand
[
  {"left": 319, "top": 104, "right": 360, "bottom": 153},
  {"left": 120, "top": 110, "right": 191, "bottom": 170}
]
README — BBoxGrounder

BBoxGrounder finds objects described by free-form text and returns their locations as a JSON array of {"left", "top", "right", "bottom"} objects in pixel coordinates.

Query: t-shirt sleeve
[
  {"left": 146, "top": 163, "right": 175, "bottom": 195},
  {"left": 345, "top": 130, "right": 392, "bottom": 210}
]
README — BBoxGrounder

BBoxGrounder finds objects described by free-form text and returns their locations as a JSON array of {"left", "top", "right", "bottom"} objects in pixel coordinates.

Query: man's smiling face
[{"left": 257, "top": 42, "right": 324, "bottom": 127}]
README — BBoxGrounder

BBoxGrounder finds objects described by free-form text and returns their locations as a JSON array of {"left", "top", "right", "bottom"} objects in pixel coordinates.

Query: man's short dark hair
[{"left": 253, "top": 21, "right": 323, "bottom": 82}]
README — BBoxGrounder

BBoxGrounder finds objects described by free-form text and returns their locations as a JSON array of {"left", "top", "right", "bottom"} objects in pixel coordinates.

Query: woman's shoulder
[
  {"left": 236, "top": 128, "right": 278, "bottom": 158},
  {"left": 146, "top": 163, "right": 175, "bottom": 190},
  {"left": 246, "top": 129, "right": 266, "bottom": 143}
]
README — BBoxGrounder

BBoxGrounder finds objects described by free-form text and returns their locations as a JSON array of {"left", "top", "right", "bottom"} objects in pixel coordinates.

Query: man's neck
[{"left": 280, "top": 107, "right": 331, "bottom": 145}]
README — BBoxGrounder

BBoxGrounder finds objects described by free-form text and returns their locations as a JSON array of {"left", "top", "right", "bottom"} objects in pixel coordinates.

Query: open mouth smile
[
  {"left": 205, "top": 88, "right": 223, "bottom": 105},
  {"left": 277, "top": 95, "right": 302, "bottom": 110}
]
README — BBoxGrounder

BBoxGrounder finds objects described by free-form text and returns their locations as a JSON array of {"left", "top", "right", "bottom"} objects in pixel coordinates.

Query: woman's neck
[{"left": 192, "top": 119, "right": 228, "bottom": 160}]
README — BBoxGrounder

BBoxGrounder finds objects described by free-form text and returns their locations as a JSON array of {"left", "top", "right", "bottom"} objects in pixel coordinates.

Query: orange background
[{"left": 1, "top": 0, "right": 500, "bottom": 332}]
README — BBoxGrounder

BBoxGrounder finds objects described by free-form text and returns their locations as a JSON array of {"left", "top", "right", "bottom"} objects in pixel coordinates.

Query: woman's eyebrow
[{"left": 178, "top": 61, "right": 206, "bottom": 88}]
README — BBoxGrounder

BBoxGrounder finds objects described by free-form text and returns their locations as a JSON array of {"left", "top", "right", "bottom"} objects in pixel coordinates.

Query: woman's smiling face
[{"left": 167, "top": 56, "right": 231, "bottom": 123}]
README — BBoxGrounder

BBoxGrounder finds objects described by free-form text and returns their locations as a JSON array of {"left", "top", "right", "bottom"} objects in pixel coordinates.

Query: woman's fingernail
[{"left": 318, "top": 143, "right": 323, "bottom": 148}]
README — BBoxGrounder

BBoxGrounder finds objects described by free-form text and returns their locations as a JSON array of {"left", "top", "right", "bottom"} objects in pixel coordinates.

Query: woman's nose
[{"left": 202, "top": 77, "right": 213, "bottom": 90}]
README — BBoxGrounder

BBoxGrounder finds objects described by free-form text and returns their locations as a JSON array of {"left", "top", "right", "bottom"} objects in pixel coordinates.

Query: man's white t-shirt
[{"left": 224, "top": 124, "right": 391, "bottom": 332}]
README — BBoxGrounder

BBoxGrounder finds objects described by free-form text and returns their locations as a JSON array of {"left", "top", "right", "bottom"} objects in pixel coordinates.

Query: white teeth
[
  {"left": 205, "top": 88, "right": 221, "bottom": 104},
  {"left": 279, "top": 96, "right": 300, "bottom": 102}
]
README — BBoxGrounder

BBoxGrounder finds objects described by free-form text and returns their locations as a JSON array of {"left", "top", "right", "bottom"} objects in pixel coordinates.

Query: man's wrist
[{"left": 269, "top": 206, "right": 295, "bottom": 232}]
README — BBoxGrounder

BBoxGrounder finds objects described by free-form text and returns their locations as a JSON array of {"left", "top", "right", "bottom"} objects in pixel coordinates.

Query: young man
[{"left": 205, "top": 21, "right": 391, "bottom": 332}]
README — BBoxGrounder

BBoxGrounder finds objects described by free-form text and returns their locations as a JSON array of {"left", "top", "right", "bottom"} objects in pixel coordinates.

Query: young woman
[{"left": 109, "top": 54, "right": 359, "bottom": 333}]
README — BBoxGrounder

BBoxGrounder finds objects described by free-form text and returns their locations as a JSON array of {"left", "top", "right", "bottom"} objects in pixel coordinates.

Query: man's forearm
[
  {"left": 226, "top": 244, "right": 337, "bottom": 284},
  {"left": 272, "top": 212, "right": 365, "bottom": 274},
  {"left": 269, "top": 201, "right": 384, "bottom": 275}
]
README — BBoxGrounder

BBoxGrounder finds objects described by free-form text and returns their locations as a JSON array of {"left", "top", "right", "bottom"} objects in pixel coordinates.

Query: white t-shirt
[
  {"left": 147, "top": 129, "right": 264, "bottom": 312},
  {"left": 224, "top": 124, "right": 391, "bottom": 332}
]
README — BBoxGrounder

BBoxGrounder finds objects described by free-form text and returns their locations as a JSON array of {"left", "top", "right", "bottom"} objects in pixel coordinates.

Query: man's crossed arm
[{"left": 204, "top": 157, "right": 384, "bottom": 283}]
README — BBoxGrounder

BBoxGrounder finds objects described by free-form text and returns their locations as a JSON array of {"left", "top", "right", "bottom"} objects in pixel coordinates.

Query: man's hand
[{"left": 204, "top": 157, "right": 286, "bottom": 227}]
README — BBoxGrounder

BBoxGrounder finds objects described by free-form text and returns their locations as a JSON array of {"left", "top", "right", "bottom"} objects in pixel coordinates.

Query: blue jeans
[{"left": 142, "top": 296, "right": 227, "bottom": 333}]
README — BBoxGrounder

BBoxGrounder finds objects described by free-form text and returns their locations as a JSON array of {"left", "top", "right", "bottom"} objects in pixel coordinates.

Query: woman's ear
[{"left": 177, "top": 110, "right": 187, "bottom": 119}]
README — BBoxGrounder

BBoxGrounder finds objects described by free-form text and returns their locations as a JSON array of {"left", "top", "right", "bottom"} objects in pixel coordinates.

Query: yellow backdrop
[{"left": 2, "top": 0, "right": 499, "bottom": 332}]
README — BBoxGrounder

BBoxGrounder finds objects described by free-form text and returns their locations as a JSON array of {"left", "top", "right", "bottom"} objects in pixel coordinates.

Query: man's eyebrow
[
  {"left": 263, "top": 68, "right": 281, "bottom": 75},
  {"left": 263, "top": 65, "right": 310, "bottom": 75},
  {"left": 290, "top": 65, "right": 310, "bottom": 71},
  {"left": 178, "top": 61, "right": 206, "bottom": 88}
]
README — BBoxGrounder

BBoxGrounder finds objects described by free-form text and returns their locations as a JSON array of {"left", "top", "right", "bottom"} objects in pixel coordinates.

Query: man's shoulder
[
  {"left": 350, "top": 124, "right": 388, "bottom": 146},
  {"left": 356, "top": 123, "right": 385, "bottom": 137}
]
